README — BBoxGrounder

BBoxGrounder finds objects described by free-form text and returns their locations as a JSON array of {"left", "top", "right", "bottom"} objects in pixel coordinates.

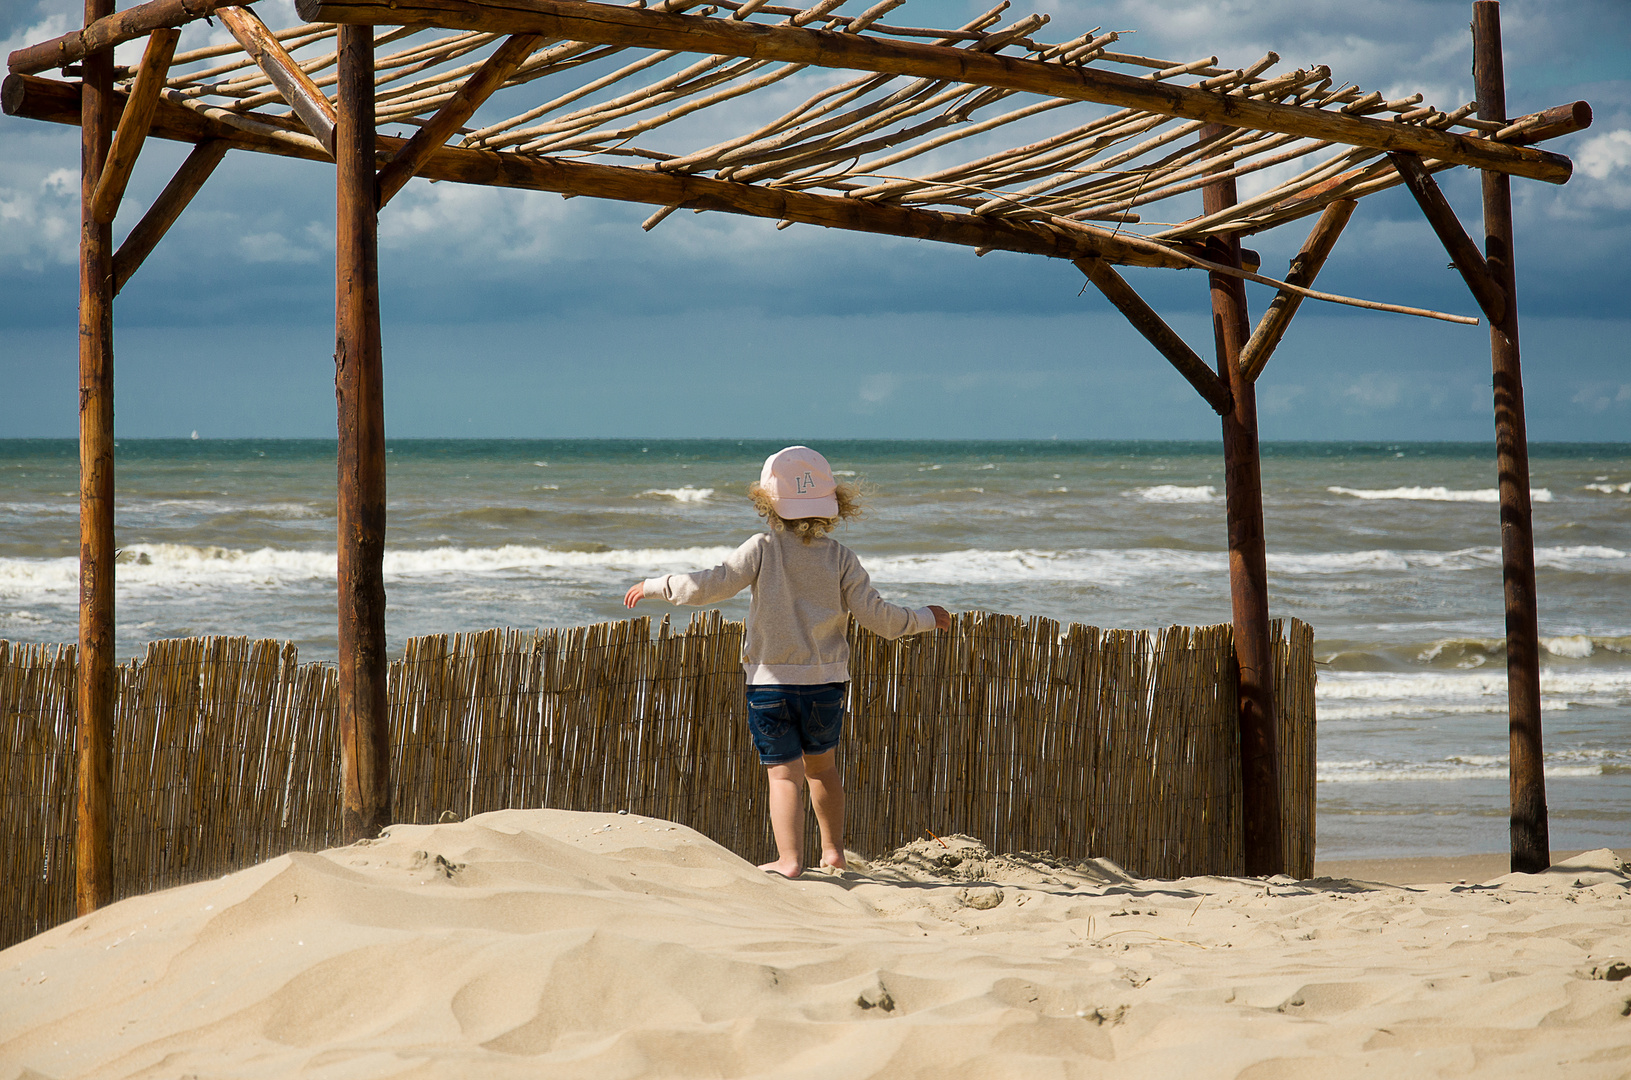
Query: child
[{"left": 625, "top": 446, "right": 950, "bottom": 878}]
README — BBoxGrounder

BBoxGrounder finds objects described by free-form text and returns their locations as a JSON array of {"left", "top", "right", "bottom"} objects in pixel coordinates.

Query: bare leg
[
  {"left": 759, "top": 759, "right": 806, "bottom": 878},
  {"left": 805, "top": 749, "right": 845, "bottom": 870}
]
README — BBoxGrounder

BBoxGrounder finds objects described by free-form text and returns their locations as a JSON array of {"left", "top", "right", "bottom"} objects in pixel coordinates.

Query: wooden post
[
  {"left": 335, "top": 23, "right": 389, "bottom": 843},
  {"left": 1203, "top": 124, "right": 1282, "bottom": 877},
  {"left": 1473, "top": 0, "right": 1549, "bottom": 874},
  {"left": 76, "top": 0, "right": 116, "bottom": 915}
]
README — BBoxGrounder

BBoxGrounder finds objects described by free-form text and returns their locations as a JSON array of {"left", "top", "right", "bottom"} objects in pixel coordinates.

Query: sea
[{"left": 2, "top": 438, "right": 1627, "bottom": 862}]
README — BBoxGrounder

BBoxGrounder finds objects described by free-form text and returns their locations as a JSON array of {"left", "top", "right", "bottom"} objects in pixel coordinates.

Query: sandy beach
[{"left": 3, "top": 809, "right": 1628, "bottom": 1079}]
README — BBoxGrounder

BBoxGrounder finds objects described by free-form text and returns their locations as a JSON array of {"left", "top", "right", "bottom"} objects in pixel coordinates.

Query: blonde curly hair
[{"left": 748, "top": 480, "right": 863, "bottom": 544}]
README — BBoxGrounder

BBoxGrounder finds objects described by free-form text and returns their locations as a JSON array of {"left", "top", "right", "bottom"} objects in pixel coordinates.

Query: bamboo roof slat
[{"left": 3, "top": 0, "right": 1591, "bottom": 320}]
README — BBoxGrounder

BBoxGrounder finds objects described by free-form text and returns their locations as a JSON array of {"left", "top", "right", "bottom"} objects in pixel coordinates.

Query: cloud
[
  {"left": 1570, "top": 381, "right": 1631, "bottom": 413},
  {"left": 0, "top": 164, "right": 79, "bottom": 271},
  {"left": 1569, "top": 129, "right": 1631, "bottom": 210},
  {"left": 1341, "top": 374, "right": 1403, "bottom": 411}
]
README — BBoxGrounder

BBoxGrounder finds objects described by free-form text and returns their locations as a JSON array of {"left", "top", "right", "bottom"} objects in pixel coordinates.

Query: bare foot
[
  {"left": 759, "top": 859, "right": 803, "bottom": 879},
  {"left": 820, "top": 851, "right": 847, "bottom": 872}
]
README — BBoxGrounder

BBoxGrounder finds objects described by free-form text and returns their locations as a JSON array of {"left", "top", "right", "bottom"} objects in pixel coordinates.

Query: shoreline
[{"left": 1313, "top": 847, "right": 1631, "bottom": 885}]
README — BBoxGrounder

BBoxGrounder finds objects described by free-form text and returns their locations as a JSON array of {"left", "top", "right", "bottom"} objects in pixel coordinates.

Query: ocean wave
[
  {"left": 1318, "top": 755, "right": 1611, "bottom": 782},
  {"left": 0, "top": 543, "right": 745, "bottom": 597},
  {"left": 1131, "top": 485, "right": 1218, "bottom": 503},
  {"left": 3, "top": 539, "right": 1627, "bottom": 601},
  {"left": 865, "top": 547, "right": 1224, "bottom": 585},
  {"left": 1328, "top": 486, "right": 1554, "bottom": 503},
  {"left": 1272, "top": 545, "right": 1627, "bottom": 575},
  {"left": 1585, "top": 482, "right": 1631, "bottom": 494},
  {"left": 1316, "top": 669, "right": 1631, "bottom": 713},
  {"left": 1404, "top": 634, "right": 1631, "bottom": 668},
  {"left": 0, "top": 501, "right": 76, "bottom": 515},
  {"left": 1319, "top": 667, "right": 1631, "bottom": 696},
  {"left": 639, "top": 487, "right": 714, "bottom": 503}
]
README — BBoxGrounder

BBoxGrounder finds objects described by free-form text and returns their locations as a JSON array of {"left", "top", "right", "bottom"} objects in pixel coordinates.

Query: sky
[{"left": 1, "top": 0, "right": 1627, "bottom": 441}]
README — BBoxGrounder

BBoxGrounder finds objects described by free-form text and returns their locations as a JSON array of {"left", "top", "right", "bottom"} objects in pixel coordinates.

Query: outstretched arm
[
  {"left": 624, "top": 535, "right": 765, "bottom": 610},
  {"left": 842, "top": 557, "right": 949, "bottom": 638}
]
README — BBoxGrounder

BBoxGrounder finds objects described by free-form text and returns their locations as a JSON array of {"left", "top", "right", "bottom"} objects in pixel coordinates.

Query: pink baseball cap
[{"left": 760, "top": 446, "right": 839, "bottom": 519}]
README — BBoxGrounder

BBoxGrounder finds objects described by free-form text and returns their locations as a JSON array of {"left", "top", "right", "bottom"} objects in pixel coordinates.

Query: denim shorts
[{"left": 745, "top": 682, "right": 846, "bottom": 765}]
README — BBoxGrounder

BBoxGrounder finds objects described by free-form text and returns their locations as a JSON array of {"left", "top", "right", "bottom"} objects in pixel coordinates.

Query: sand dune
[{"left": 3, "top": 809, "right": 1629, "bottom": 1078}]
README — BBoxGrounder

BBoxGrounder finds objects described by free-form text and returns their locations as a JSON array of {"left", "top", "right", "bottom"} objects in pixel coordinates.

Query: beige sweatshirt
[{"left": 642, "top": 529, "right": 936, "bottom": 684}]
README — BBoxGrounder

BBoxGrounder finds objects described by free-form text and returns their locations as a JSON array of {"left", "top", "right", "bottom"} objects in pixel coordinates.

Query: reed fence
[{"left": 1, "top": 613, "right": 1315, "bottom": 949}]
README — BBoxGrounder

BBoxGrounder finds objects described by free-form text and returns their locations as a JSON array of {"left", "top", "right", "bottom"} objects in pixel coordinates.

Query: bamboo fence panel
[
  {"left": 0, "top": 636, "right": 342, "bottom": 950},
  {"left": 1, "top": 614, "right": 1316, "bottom": 949},
  {"left": 0, "top": 641, "right": 78, "bottom": 943}
]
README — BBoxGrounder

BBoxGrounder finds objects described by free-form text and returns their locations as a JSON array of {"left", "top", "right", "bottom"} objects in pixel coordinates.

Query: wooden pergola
[{"left": 5, "top": 0, "right": 1591, "bottom": 910}]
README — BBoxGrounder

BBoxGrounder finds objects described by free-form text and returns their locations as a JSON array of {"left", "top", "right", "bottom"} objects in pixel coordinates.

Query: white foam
[
  {"left": 1543, "top": 635, "right": 1596, "bottom": 659},
  {"left": 0, "top": 543, "right": 745, "bottom": 600},
  {"left": 639, "top": 487, "right": 714, "bottom": 503},
  {"left": 1585, "top": 482, "right": 1631, "bottom": 494},
  {"left": 2, "top": 538, "right": 1625, "bottom": 604},
  {"left": 1132, "top": 485, "right": 1218, "bottom": 503},
  {"left": 865, "top": 547, "right": 1225, "bottom": 585},
  {"left": 1318, "top": 757, "right": 1607, "bottom": 782},
  {"left": 1318, "top": 668, "right": 1631, "bottom": 703},
  {"left": 1328, "top": 486, "right": 1554, "bottom": 503}
]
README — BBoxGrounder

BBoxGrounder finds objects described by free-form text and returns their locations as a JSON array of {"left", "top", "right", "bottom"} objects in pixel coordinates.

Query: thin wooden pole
[
  {"left": 376, "top": 32, "right": 544, "bottom": 207},
  {"left": 1073, "top": 257, "right": 1232, "bottom": 415},
  {"left": 1238, "top": 198, "right": 1356, "bottom": 383},
  {"left": 1203, "top": 123, "right": 1281, "bottom": 877},
  {"left": 112, "top": 139, "right": 230, "bottom": 295},
  {"left": 76, "top": 0, "right": 116, "bottom": 916},
  {"left": 292, "top": 0, "right": 1573, "bottom": 184},
  {"left": 336, "top": 22, "right": 389, "bottom": 843},
  {"left": 1387, "top": 151, "right": 1506, "bottom": 325},
  {"left": 1473, "top": 0, "right": 1548, "bottom": 874}
]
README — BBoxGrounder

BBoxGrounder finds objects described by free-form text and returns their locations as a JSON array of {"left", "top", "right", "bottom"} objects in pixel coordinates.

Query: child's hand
[
  {"left": 624, "top": 583, "right": 645, "bottom": 608},
  {"left": 929, "top": 605, "right": 952, "bottom": 631}
]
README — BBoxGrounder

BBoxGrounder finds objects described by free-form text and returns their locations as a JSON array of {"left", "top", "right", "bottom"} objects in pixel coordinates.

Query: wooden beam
[
  {"left": 377, "top": 32, "right": 544, "bottom": 206},
  {"left": 1388, "top": 150, "right": 1506, "bottom": 325},
  {"left": 1500, "top": 100, "right": 1591, "bottom": 145},
  {"left": 3, "top": 72, "right": 1199, "bottom": 269},
  {"left": 297, "top": 0, "right": 1574, "bottom": 184},
  {"left": 1203, "top": 125, "right": 1281, "bottom": 879},
  {"left": 1238, "top": 198, "right": 1355, "bottom": 383},
  {"left": 77, "top": 0, "right": 117, "bottom": 919},
  {"left": 1473, "top": 0, "right": 1548, "bottom": 875},
  {"left": 335, "top": 23, "right": 390, "bottom": 845},
  {"left": 112, "top": 138, "right": 230, "bottom": 294},
  {"left": 1073, "top": 257, "right": 1231, "bottom": 415},
  {"left": 9, "top": 0, "right": 253, "bottom": 75},
  {"left": 88, "top": 27, "right": 179, "bottom": 224},
  {"left": 218, "top": 5, "right": 336, "bottom": 154}
]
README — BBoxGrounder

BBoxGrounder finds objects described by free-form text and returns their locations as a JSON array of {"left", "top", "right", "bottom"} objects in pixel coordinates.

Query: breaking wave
[
  {"left": 1328, "top": 486, "right": 1554, "bottom": 502},
  {"left": 639, "top": 487, "right": 714, "bottom": 503},
  {"left": 1131, "top": 485, "right": 1218, "bottom": 503}
]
